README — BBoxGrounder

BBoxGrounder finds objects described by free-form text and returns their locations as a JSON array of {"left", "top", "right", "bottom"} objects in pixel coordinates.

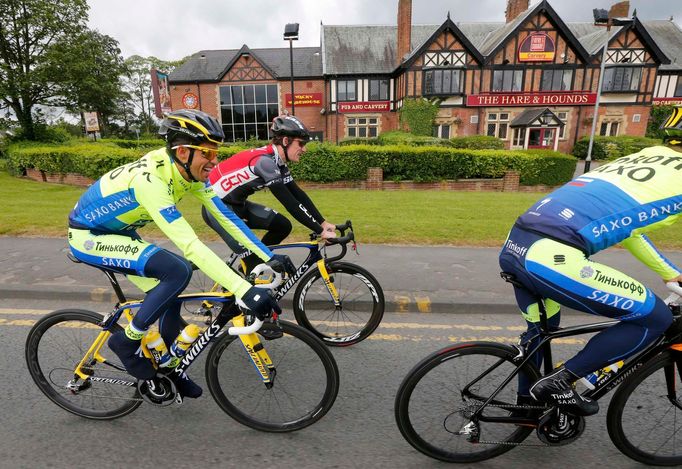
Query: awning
[{"left": 510, "top": 108, "right": 565, "bottom": 128}]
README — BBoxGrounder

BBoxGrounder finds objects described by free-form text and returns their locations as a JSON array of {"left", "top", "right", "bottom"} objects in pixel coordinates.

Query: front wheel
[
  {"left": 293, "top": 261, "right": 384, "bottom": 346},
  {"left": 395, "top": 342, "right": 540, "bottom": 463},
  {"left": 204, "top": 320, "right": 339, "bottom": 432},
  {"left": 607, "top": 351, "right": 682, "bottom": 466},
  {"left": 25, "top": 309, "right": 142, "bottom": 420}
]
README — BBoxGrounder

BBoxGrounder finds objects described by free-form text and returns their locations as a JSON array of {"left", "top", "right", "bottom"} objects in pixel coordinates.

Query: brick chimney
[
  {"left": 397, "top": 0, "right": 412, "bottom": 65},
  {"left": 505, "top": 0, "right": 529, "bottom": 23},
  {"left": 608, "top": 1, "right": 630, "bottom": 19}
]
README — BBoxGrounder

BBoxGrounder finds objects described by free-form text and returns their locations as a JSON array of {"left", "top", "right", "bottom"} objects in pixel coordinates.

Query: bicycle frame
[
  {"left": 468, "top": 305, "right": 682, "bottom": 425},
  {"left": 71, "top": 285, "right": 277, "bottom": 388}
]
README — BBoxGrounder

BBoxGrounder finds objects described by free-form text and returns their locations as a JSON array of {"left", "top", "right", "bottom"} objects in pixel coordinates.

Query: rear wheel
[
  {"left": 25, "top": 309, "right": 141, "bottom": 420},
  {"left": 205, "top": 320, "right": 339, "bottom": 432},
  {"left": 293, "top": 261, "right": 384, "bottom": 346},
  {"left": 395, "top": 342, "right": 540, "bottom": 463}
]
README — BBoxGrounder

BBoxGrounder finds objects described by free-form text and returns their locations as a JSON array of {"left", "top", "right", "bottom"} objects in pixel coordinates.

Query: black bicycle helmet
[
  {"left": 271, "top": 115, "right": 311, "bottom": 142},
  {"left": 159, "top": 109, "right": 225, "bottom": 145}
]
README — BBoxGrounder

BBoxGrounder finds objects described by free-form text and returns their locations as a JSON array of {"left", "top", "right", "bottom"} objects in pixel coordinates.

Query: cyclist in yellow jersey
[
  {"left": 499, "top": 107, "right": 682, "bottom": 416},
  {"left": 68, "top": 109, "right": 294, "bottom": 398}
]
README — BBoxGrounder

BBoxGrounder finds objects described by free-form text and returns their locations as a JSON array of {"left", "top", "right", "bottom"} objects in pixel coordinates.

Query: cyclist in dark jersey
[
  {"left": 68, "top": 109, "right": 292, "bottom": 398},
  {"left": 203, "top": 115, "right": 336, "bottom": 273},
  {"left": 499, "top": 108, "right": 682, "bottom": 416}
]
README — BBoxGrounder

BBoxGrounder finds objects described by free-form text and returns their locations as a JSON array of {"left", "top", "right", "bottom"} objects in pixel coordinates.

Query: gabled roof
[
  {"left": 645, "top": 20, "right": 682, "bottom": 71},
  {"left": 511, "top": 108, "right": 565, "bottom": 127},
  {"left": 169, "top": 46, "right": 322, "bottom": 83},
  {"left": 400, "top": 17, "right": 484, "bottom": 69},
  {"left": 479, "top": 0, "right": 590, "bottom": 64}
]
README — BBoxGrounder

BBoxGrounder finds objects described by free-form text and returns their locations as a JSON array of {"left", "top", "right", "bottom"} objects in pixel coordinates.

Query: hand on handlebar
[
  {"left": 238, "top": 286, "right": 281, "bottom": 320},
  {"left": 267, "top": 253, "right": 296, "bottom": 277}
]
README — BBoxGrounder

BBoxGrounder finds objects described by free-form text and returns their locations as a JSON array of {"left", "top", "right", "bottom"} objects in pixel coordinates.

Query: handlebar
[
  {"left": 227, "top": 318, "right": 263, "bottom": 335},
  {"left": 250, "top": 264, "right": 283, "bottom": 289},
  {"left": 664, "top": 282, "right": 682, "bottom": 306}
]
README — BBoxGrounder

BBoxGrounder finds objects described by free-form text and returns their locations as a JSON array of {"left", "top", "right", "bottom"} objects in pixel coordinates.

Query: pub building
[{"left": 168, "top": 0, "right": 682, "bottom": 153}]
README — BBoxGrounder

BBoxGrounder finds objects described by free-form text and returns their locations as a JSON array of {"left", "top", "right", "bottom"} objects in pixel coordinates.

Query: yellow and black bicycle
[
  {"left": 189, "top": 220, "right": 384, "bottom": 346},
  {"left": 25, "top": 257, "right": 339, "bottom": 432}
]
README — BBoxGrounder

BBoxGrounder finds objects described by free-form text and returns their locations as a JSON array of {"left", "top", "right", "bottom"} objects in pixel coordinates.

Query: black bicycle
[
  {"left": 26, "top": 257, "right": 339, "bottom": 432},
  {"left": 189, "top": 220, "right": 385, "bottom": 346},
  {"left": 394, "top": 275, "right": 682, "bottom": 466}
]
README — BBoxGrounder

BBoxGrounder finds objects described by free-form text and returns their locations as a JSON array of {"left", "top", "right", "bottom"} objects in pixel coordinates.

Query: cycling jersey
[
  {"left": 68, "top": 147, "right": 272, "bottom": 297},
  {"left": 516, "top": 146, "right": 682, "bottom": 280},
  {"left": 208, "top": 144, "right": 325, "bottom": 233}
]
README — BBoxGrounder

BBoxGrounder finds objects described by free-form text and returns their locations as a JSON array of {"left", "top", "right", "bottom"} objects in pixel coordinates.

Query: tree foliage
[
  {"left": 399, "top": 98, "right": 440, "bottom": 136},
  {"left": 0, "top": 0, "right": 89, "bottom": 139}
]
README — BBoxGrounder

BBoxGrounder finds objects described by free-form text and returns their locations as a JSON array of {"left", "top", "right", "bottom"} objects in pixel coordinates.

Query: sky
[{"left": 87, "top": 0, "right": 682, "bottom": 61}]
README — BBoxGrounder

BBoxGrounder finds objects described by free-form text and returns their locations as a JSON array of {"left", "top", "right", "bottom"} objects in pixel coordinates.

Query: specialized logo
[
  {"left": 179, "top": 323, "right": 221, "bottom": 369},
  {"left": 580, "top": 266, "right": 594, "bottom": 279}
]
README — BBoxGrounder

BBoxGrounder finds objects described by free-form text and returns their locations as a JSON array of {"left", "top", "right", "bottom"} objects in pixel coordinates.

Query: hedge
[
  {"left": 7, "top": 141, "right": 576, "bottom": 186},
  {"left": 572, "top": 135, "right": 662, "bottom": 161}
]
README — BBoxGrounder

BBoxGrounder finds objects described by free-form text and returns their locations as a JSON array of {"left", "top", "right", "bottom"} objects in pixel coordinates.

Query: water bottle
[
  {"left": 163, "top": 324, "right": 201, "bottom": 368},
  {"left": 579, "top": 361, "right": 624, "bottom": 390},
  {"left": 145, "top": 330, "right": 172, "bottom": 367}
]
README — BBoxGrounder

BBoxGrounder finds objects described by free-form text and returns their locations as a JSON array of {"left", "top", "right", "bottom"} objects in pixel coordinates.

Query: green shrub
[
  {"left": 399, "top": 98, "right": 439, "bottom": 136},
  {"left": 647, "top": 105, "right": 674, "bottom": 140},
  {"left": 446, "top": 135, "right": 505, "bottom": 150},
  {"left": 103, "top": 138, "right": 164, "bottom": 149},
  {"left": 6, "top": 140, "right": 576, "bottom": 186},
  {"left": 339, "top": 138, "right": 380, "bottom": 146},
  {"left": 572, "top": 135, "right": 662, "bottom": 160}
]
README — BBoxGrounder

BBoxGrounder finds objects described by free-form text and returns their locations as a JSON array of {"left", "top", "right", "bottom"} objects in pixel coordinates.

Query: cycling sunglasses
[{"left": 172, "top": 144, "right": 219, "bottom": 160}]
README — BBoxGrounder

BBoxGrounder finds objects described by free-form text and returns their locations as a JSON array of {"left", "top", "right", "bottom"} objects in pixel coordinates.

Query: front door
[{"left": 527, "top": 128, "right": 557, "bottom": 149}]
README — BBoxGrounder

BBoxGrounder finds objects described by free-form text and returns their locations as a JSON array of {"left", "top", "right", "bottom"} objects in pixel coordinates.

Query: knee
[
  {"left": 271, "top": 214, "right": 292, "bottom": 237},
  {"left": 642, "top": 296, "right": 674, "bottom": 335}
]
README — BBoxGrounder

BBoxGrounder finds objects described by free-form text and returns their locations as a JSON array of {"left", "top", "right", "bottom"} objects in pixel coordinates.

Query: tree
[
  {"left": 122, "top": 55, "right": 185, "bottom": 134},
  {"left": 48, "top": 29, "right": 128, "bottom": 135},
  {"left": 0, "top": 0, "right": 88, "bottom": 140}
]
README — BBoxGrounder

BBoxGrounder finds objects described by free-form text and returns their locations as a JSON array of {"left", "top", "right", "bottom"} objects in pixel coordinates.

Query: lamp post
[
  {"left": 284, "top": 23, "right": 299, "bottom": 116},
  {"left": 584, "top": 9, "right": 633, "bottom": 173}
]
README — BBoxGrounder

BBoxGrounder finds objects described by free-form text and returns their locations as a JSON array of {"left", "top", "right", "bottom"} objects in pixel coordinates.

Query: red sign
[
  {"left": 466, "top": 92, "right": 597, "bottom": 107},
  {"left": 518, "top": 32, "right": 556, "bottom": 62},
  {"left": 653, "top": 98, "right": 682, "bottom": 106},
  {"left": 338, "top": 101, "right": 390, "bottom": 113},
  {"left": 285, "top": 93, "right": 323, "bottom": 107},
  {"left": 182, "top": 93, "right": 199, "bottom": 109}
]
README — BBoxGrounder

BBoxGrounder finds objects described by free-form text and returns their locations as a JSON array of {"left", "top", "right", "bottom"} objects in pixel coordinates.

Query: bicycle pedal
[{"left": 259, "top": 328, "right": 284, "bottom": 340}]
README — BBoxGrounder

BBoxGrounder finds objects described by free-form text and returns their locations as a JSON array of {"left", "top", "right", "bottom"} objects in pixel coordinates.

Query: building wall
[{"left": 279, "top": 78, "right": 327, "bottom": 139}]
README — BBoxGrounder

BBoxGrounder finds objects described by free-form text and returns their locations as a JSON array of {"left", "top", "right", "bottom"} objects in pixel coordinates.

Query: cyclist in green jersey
[{"left": 68, "top": 109, "right": 294, "bottom": 398}]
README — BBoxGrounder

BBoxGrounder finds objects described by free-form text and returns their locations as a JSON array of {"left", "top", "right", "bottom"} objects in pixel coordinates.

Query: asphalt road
[{"left": 1, "top": 299, "right": 655, "bottom": 469}]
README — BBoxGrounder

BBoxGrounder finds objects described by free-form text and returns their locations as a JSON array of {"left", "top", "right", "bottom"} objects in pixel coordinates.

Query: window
[
  {"left": 540, "top": 69, "right": 573, "bottom": 91},
  {"left": 512, "top": 128, "right": 526, "bottom": 147},
  {"left": 347, "top": 117, "right": 379, "bottom": 138},
  {"left": 487, "top": 112, "right": 509, "bottom": 139},
  {"left": 369, "top": 79, "right": 389, "bottom": 101},
  {"left": 432, "top": 124, "right": 451, "bottom": 139},
  {"left": 675, "top": 78, "right": 682, "bottom": 97},
  {"left": 220, "top": 84, "right": 278, "bottom": 142},
  {"left": 557, "top": 111, "right": 568, "bottom": 139},
  {"left": 423, "top": 69, "right": 463, "bottom": 95},
  {"left": 600, "top": 121, "right": 620, "bottom": 136},
  {"left": 492, "top": 70, "right": 523, "bottom": 92},
  {"left": 602, "top": 67, "right": 642, "bottom": 92},
  {"left": 337, "top": 80, "right": 357, "bottom": 101}
]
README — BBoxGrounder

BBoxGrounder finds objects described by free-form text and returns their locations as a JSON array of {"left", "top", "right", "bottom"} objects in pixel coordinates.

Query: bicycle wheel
[
  {"left": 607, "top": 351, "right": 682, "bottom": 466},
  {"left": 204, "top": 320, "right": 339, "bottom": 432},
  {"left": 395, "top": 342, "right": 541, "bottom": 463},
  {"left": 25, "top": 309, "right": 142, "bottom": 420},
  {"left": 293, "top": 261, "right": 384, "bottom": 346}
]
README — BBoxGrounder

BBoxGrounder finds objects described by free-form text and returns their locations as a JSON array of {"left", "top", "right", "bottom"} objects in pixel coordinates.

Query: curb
[{"left": 1, "top": 286, "right": 518, "bottom": 314}]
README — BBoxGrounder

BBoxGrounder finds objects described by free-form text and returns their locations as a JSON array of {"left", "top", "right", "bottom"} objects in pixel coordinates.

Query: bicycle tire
[
  {"left": 395, "top": 342, "right": 541, "bottom": 463},
  {"left": 607, "top": 351, "right": 682, "bottom": 466},
  {"left": 204, "top": 319, "right": 339, "bottom": 432},
  {"left": 25, "top": 309, "right": 142, "bottom": 420},
  {"left": 293, "top": 261, "right": 384, "bottom": 346}
]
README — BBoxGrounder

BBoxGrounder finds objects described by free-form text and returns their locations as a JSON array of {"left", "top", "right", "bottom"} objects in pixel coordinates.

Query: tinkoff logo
[
  {"left": 84, "top": 240, "right": 95, "bottom": 251},
  {"left": 580, "top": 266, "right": 594, "bottom": 279}
]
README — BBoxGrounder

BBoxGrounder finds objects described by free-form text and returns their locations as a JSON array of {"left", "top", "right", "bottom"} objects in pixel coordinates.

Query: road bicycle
[
  {"left": 190, "top": 220, "right": 384, "bottom": 346},
  {"left": 394, "top": 275, "right": 682, "bottom": 466},
  {"left": 25, "top": 256, "right": 339, "bottom": 433}
]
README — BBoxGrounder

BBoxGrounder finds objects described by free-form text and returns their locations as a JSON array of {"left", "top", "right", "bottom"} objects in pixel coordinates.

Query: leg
[{"left": 240, "top": 202, "right": 291, "bottom": 274}]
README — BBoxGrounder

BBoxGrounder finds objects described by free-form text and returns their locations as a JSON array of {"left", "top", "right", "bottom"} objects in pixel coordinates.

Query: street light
[
  {"left": 284, "top": 23, "right": 299, "bottom": 116},
  {"left": 584, "top": 8, "right": 633, "bottom": 173}
]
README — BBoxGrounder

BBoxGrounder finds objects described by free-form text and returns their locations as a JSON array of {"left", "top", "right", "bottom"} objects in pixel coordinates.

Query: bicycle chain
[{"left": 463, "top": 400, "right": 551, "bottom": 448}]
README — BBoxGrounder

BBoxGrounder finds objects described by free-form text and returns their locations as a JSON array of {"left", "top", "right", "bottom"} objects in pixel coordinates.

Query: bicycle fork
[
  {"left": 317, "top": 260, "right": 341, "bottom": 308},
  {"left": 233, "top": 315, "right": 277, "bottom": 388}
]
